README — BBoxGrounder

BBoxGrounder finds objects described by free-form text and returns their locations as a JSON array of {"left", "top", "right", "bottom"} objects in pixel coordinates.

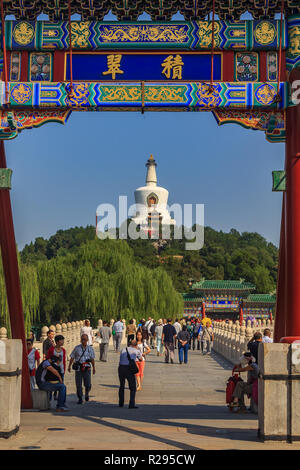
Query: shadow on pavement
[{"left": 50, "top": 401, "right": 259, "bottom": 450}]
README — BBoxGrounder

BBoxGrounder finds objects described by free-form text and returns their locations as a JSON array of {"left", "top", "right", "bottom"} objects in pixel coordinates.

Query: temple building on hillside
[
  {"left": 183, "top": 279, "right": 275, "bottom": 322},
  {"left": 131, "top": 155, "right": 176, "bottom": 232}
]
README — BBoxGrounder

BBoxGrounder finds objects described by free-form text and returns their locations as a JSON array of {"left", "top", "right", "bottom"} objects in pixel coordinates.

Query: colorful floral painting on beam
[
  {"left": 235, "top": 53, "right": 258, "bottom": 82},
  {"left": 30, "top": 53, "right": 52, "bottom": 81}
]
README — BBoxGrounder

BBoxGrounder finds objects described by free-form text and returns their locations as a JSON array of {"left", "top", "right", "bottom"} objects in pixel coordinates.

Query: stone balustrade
[
  {"left": 0, "top": 318, "right": 129, "bottom": 357},
  {"left": 0, "top": 320, "right": 85, "bottom": 359},
  {"left": 213, "top": 319, "right": 274, "bottom": 364}
]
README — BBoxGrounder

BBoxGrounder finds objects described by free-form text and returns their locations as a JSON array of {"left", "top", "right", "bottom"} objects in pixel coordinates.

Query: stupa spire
[{"left": 146, "top": 154, "right": 157, "bottom": 187}]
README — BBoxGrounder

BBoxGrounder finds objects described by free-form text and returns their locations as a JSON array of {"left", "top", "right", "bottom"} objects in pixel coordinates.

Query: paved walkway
[{"left": 0, "top": 346, "right": 299, "bottom": 450}]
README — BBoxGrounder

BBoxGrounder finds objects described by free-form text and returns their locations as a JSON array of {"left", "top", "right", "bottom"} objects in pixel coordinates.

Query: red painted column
[
  {"left": 239, "top": 305, "right": 243, "bottom": 325},
  {"left": 274, "top": 194, "right": 287, "bottom": 342},
  {"left": 0, "top": 141, "right": 32, "bottom": 409},
  {"left": 202, "top": 302, "right": 206, "bottom": 320},
  {"left": 284, "top": 101, "right": 300, "bottom": 339}
]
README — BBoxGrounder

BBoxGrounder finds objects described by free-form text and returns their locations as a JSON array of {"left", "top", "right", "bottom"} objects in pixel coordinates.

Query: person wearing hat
[
  {"left": 229, "top": 352, "right": 259, "bottom": 412},
  {"left": 155, "top": 319, "right": 164, "bottom": 356}
]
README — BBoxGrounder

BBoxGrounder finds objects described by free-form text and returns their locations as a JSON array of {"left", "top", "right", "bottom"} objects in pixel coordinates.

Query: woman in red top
[
  {"left": 46, "top": 335, "right": 66, "bottom": 382},
  {"left": 27, "top": 338, "right": 40, "bottom": 389}
]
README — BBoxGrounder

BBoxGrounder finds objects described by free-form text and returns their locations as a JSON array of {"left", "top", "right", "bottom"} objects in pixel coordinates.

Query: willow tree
[
  {"left": 36, "top": 238, "right": 183, "bottom": 325},
  {"left": 0, "top": 255, "right": 39, "bottom": 336},
  {"left": 75, "top": 239, "right": 183, "bottom": 322},
  {"left": 37, "top": 253, "right": 79, "bottom": 324}
]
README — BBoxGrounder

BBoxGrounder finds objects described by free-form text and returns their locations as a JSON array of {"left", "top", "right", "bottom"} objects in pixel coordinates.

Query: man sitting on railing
[
  {"left": 36, "top": 355, "right": 69, "bottom": 413},
  {"left": 229, "top": 352, "right": 259, "bottom": 413}
]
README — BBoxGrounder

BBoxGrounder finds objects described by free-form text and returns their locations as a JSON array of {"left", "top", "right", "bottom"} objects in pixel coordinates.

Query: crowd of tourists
[{"left": 26, "top": 317, "right": 272, "bottom": 412}]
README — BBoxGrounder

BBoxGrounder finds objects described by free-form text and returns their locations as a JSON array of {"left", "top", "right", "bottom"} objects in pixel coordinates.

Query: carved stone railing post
[
  {"left": 66, "top": 322, "right": 72, "bottom": 353},
  {"left": 230, "top": 322, "right": 236, "bottom": 363},
  {"left": 217, "top": 321, "right": 223, "bottom": 353},
  {"left": 220, "top": 321, "right": 226, "bottom": 356},
  {"left": 49, "top": 324, "right": 56, "bottom": 335},
  {"left": 219, "top": 321, "right": 224, "bottom": 354},
  {"left": 257, "top": 319, "right": 262, "bottom": 333},
  {"left": 234, "top": 320, "right": 241, "bottom": 363},
  {"left": 71, "top": 321, "right": 76, "bottom": 349},
  {"left": 213, "top": 322, "right": 219, "bottom": 352},
  {"left": 245, "top": 323, "right": 253, "bottom": 352},
  {"left": 56, "top": 323, "right": 62, "bottom": 337},
  {"left": 223, "top": 323, "right": 229, "bottom": 359},
  {"left": 227, "top": 321, "right": 233, "bottom": 360},
  {"left": 238, "top": 321, "right": 246, "bottom": 358},
  {"left": 40, "top": 326, "right": 48, "bottom": 343},
  {"left": 0, "top": 327, "right": 8, "bottom": 340}
]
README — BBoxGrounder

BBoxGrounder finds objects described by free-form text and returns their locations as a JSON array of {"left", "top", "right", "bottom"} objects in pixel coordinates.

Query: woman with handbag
[
  {"left": 135, "top": 330, "right": 151, "bottom": 391},
  {"left": 118, "top": 340, "right": 142, "bottom": 409}
]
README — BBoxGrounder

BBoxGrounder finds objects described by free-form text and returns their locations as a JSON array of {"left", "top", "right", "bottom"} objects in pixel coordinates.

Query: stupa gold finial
[{"left": 149, "top": 154, "right": 154, "bottom": 161}]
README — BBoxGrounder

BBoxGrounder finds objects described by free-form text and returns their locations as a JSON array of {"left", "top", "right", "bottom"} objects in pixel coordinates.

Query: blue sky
[
  {"left": 4, "top": 11, "right": 285, "bottom": 249},
  {"left": 6, "top": 110, "right": 284, "bottom": 249}
]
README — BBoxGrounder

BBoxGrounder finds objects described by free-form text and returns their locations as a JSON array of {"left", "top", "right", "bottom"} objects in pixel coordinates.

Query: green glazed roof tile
[{"left": 192, "top": 280, "right": 256, "bottom": 291}]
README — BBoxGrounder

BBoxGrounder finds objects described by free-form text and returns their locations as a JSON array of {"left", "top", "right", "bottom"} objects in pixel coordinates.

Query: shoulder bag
[{"left": 126, "top": 348, "right": 139, "bottom": 375}]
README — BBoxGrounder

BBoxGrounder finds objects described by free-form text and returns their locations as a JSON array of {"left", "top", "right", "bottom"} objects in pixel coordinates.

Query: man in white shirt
[
  {"left": 113, "top": 318, "right": 124, "bottom": 352},
  {"left": 262, "top": 328, "right": 273, "bottom": 343},
  {"left": 145, "top": 317, "right": 153, "bottom": 332}
]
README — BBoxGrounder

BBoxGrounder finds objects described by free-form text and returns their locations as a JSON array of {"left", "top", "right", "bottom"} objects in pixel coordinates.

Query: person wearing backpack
[{"left": 36, "top": 355, "right": 68, "bottom": 412}]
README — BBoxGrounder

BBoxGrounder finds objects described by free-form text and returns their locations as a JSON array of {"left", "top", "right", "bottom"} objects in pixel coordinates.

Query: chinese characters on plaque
[
  {"left": 66, "top": 52, "right": 221, "bottom": 81},
  {"left": 102, "top": 54, "right": 184, "bottom": 80}
]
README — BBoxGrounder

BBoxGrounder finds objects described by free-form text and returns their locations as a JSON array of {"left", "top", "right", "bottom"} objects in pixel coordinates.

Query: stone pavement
[{"left": 0, "top": 345, "right": 299, "bottom": 450}]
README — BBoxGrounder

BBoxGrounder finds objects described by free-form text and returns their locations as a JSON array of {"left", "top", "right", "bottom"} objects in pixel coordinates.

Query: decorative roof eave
[{"left": 1, "top": 1, "right": 300, "bottom": 22}]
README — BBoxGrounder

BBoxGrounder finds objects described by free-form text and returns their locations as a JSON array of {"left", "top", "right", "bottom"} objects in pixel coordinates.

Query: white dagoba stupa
[{"left": 131, "top": 155, "right": 176, "bottom": 228}]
